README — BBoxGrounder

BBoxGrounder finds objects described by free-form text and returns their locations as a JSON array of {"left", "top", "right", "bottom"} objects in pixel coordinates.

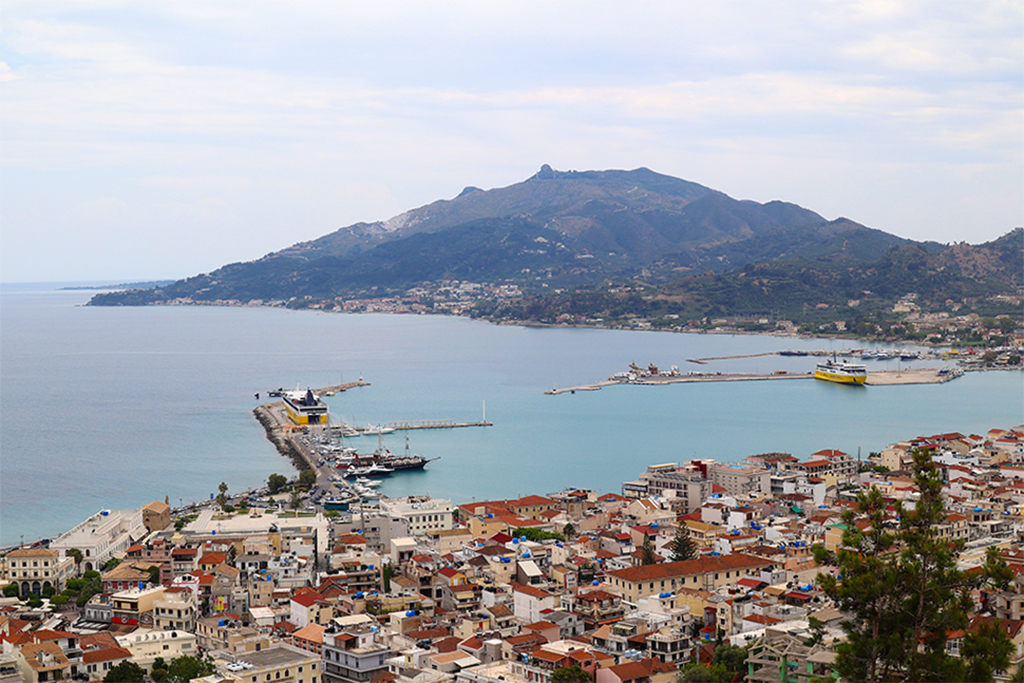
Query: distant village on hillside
[{"left": 3, "top": 426, "right": 1024, "bottom": 682}]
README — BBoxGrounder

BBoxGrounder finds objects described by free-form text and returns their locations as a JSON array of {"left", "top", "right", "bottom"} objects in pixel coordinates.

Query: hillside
[{"left": 90, "top": 166, "right": 937, "bottom": 307}]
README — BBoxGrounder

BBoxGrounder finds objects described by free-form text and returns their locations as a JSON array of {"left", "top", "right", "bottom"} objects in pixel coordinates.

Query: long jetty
[{"left": 545, "top": 372, "right": 810, "bottom": 395}]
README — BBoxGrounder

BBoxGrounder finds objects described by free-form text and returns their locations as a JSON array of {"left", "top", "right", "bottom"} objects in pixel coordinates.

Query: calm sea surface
[{"left": 2, "top": 284, "right": 1022, "bottom": 546}]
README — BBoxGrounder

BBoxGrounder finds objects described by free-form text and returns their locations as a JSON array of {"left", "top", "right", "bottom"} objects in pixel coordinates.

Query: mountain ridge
[{"left": 88, "top": 166, "right": 1020, "bottom": 313}]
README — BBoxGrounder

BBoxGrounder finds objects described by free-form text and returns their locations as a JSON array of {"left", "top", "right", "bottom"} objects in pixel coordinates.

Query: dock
[
  {"left": 314, "top": 380, "right": 371, "bottom": 394},
  {"left": 545, "top": 372, "right": 810, "bottom": 394},
  {"left": 385, "top": 420, "right": 492, "bottom": 430},
  {"left": 547, "top": 367, "right": 963, "bottom": 394}
]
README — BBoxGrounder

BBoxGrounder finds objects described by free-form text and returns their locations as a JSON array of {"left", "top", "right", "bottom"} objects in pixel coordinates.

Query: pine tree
[
  {"left": 640, "top": 533, "right": 658, "bottom": 565},
  {"left": 669, "top": 524, "right": 698, "bottom": 561},
  {"left": 815, "top": 448, "right": 1013, "bottom": 681}
]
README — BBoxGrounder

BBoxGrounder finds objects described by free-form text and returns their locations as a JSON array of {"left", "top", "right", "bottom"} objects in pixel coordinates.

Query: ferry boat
[
  {"left": 279, "top": 387, "right": 329, "bottom": 425},
  {"left": 814, "top": 357, "right": 867, "bottom": 385}
]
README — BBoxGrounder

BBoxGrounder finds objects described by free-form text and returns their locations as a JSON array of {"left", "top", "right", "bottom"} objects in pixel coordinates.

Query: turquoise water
[{"left": 2, "top": 284, "right": 1021, "bottom": 546}]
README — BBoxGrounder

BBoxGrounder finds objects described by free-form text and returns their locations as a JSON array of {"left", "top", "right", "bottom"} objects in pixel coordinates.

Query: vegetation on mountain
[{"left": 87, "top": 166, "right": 1021, "bottom": 336}]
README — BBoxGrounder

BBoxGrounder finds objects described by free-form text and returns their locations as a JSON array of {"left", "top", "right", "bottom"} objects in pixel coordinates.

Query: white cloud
[{"left": 0, "top": 0, "right": 1020, "bottom": 281}]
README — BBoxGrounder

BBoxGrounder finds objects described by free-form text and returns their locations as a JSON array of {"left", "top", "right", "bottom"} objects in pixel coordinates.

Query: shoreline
[{"left": 80, "top": 296, "right": 991, "bottom": 350}]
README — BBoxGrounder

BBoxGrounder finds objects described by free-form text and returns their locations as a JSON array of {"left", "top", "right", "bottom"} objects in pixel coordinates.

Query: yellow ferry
[{"left": 814, "top": 357, "right": 867, "bottom": 385}]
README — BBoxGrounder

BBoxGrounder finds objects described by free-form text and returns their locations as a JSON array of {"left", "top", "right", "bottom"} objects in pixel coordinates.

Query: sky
[{"left": 2, "top": 1, "right": 1022, "bottom": 283}]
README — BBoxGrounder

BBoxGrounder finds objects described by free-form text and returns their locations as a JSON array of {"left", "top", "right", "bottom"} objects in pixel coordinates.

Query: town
[
  {"left": 3, "top": 425, "right": 1024, "bottom": 683},
  {"left": 140, "top": 279, "right": 1023, "bottom": 358}
]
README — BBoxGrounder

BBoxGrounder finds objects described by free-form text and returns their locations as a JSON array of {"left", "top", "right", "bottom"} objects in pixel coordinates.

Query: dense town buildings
[{"left": 2, "top": 423, "right": 1023, "bottom": 682}]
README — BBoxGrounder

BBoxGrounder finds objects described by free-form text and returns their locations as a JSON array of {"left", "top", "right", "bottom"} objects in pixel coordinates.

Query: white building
[
  {"left": 380, "top": 496, "right": 454, "bottom": 536},
  {"left": 50, "top": 509, "right": 146, "bottom": 572}
]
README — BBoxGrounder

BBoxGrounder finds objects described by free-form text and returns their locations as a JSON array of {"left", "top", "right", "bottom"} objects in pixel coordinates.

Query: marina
[{"left": 546, "top": 360, "right": 968, "bottom": 394}]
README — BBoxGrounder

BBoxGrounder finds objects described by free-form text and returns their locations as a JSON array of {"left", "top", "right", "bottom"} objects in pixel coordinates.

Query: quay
[
  {"left": 314, "top": 380, "right": 371, "bottom": 394},
  {"left": 545, "top": 372, "right": 810, "bottom": 394},
  {"left": 547, "top": 367, "right": 960, "bottom": 394},
  {"left": 385, "top": 419, "right": 492, "bottom": 430}
]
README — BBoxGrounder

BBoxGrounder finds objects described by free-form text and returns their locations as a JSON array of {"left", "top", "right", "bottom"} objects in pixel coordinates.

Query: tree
[
  {"left": 549, "top": 665, "right": 591, "bottom": 683},
  {"left": 289, "top": 490, "right": 303, "bottom": 513},
  {"left": 147, "top": 565, "right": 162, "bottom": 586},
  {"left": 640, "top": 533, "right": 657, "bottom": 565},
  {"left": 562, "top": 522, "right": 576, "bottom": 539},
  {"left": 669, "top": 524, "right": 698, "bottom": 562},
  {"left": 3, "top": 584, "right": 18, "bottom": 597},
  {"left": 816, "top": 448, "right": 1013, "bottom": 682},
  {"left": 104, "top": 661, "right": 147, "bottom": 682},
  {"left": 216, "top": 481, "right": 229, "bottom": 510},
  {"left": 102, "top": 557, "right": 120, "bottom": 571},
  {"left": 382, "top": 565, "right": 395, "bottom": 593},
  {"left": 67, "top": 547, "right": 83, "bottom": 566},
  {"left": 164, "top": 654, "right": 215, "bottom": 683},
  {"left": 299, "top": 468, "right": 317, "bottom": 489},
  {"left": 267, "top": 473, "right": 288, "bottom": 494}
]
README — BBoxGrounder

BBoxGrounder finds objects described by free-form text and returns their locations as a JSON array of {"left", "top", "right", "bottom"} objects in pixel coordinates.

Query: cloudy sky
[{"left": 2, "top": 1, "right": 1021, "bottom": 282}]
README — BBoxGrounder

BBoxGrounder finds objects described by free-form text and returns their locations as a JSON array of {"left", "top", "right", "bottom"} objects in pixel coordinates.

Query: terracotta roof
[
  {"left": 608, "top": 553, "right": 770, "bottom": 582},
  {"left": 82, "top": 647, "right": 132, "bottom": 664}
]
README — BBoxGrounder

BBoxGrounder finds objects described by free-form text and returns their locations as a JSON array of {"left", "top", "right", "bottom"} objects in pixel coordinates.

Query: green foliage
[
  {"left": 382, "top": 565, "right": 395, "bottom": 593},
  {"left": 66, "top": 578, "right": 85, "bottom": 591},
  {"left": 103, "top": 660, "right": 147, "bottom": 682},
  {"left": 27, "top": 596, "right": 43, "bottom": 608},
  {"left": 216, "top": 481, "right": 229, "bottom": 510},
  {"left": 289, "top": 490, "right": 303, "bottom": 512},
  {"left": 679, "top": 644, "right": 748, "bottom": 682},
  {"left": 75, "top": 571, "right": 103, "bottom": 608},
  {"left": 41, "top": 585, "right": 56, "bottom": 598},
  {"left": 50, "top": 594, "right": 69, "bottom": 607},
  {"left": 513, "top": 527, "right": 565, "bottom": 543},
  {"left": 669, "top": 525, "right": 698, "bottom": 562},
  {"left": 562, "top": 523, "right": 576, "bottom": 539},
  {"left": 67, "top": 548, "right": 83, "bottom": 565},
  {"left": 2, "top": 584, "right": 18, "bottom": 597},
  {"left": 268, "top": 473, "right": 288, "bottom": 494},
  {"left": 299, "top": 468, "right": 317, "bottom": 489},
  {"left": 640, "top": 533, "right": 657, "bottom": 565},
  {"left": 163, "top": 654, "right": 215, "bottom": 683},
  {"left": 816, "top": 448, "right": 1013, "bottom": 682},
  {"left": 147, "top": 565, "right": 161, "bottom": 586},
  {"left": 549, "top": 665, "right": 592, "bottom": 683},
  {"left": 102, "top": 557, "right": 120, "bottom": 571}
]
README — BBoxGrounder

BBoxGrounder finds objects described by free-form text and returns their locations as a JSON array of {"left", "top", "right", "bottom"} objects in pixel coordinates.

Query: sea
[{"left": 1, "top": 283, "right": 1022, "bottom": 547}]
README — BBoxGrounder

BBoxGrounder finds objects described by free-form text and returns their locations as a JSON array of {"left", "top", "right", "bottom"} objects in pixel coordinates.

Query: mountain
[{"left": 88, "top": 166, "right": 1018, "bottom": 310}]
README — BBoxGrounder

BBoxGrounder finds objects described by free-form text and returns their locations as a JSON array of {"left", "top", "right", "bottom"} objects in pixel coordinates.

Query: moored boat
[{"left": 814, "top": 357, "right": 867, "bottom": 385}]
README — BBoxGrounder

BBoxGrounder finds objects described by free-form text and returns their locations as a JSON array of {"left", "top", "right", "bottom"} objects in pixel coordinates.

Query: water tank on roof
[
  {"left": 520, "top": 536, "right": 527, "bottom": 542},
  {"left": 975, "top": 507, "right": 982, "bottom": 512},
  {"left": 219, "top": 620, "right": 225, "bottom": 626},
  {"left": 710, "top": 552, "right": 719, "bottom": 557},
  {"left": 592, "top": 580, "right": 599, "bottom": 586},
  {"left": 523, "top": 551, "right": 531, "bottom": 558},
  {"left": 487, "top": 513, "right": 493, "bottom": 518},
  {"left": 406, "top": 611, "right": 416, "bottom": 617},
  {"left": 512, "top": 538, "right": 519, "bottom": 544},
  {"left": 651, "top": 522, "right": 658, "bottom": 527},
  {"left": 658, "top": 592, "right": 671, "bottom": 598}
]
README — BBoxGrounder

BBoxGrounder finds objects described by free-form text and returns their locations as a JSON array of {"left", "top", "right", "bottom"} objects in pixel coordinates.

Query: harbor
[
  {"left": 254, "top": 381, "right": 493, "bottom": 502},
  {"left": 546, "top": 359, "right": 968, "bottom": 394}
]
